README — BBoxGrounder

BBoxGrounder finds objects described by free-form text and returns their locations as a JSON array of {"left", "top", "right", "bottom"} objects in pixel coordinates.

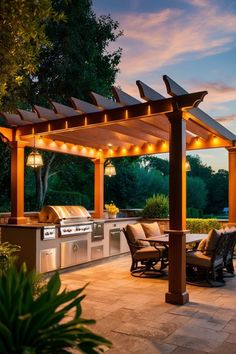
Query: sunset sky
[{"left": 93, "top": 0, "right": 236, "bottom": 171}]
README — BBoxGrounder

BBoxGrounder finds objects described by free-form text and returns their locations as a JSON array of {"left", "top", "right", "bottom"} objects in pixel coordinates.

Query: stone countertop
[{"left": 0, "top": 217, "right": 141, "bottom": 228}]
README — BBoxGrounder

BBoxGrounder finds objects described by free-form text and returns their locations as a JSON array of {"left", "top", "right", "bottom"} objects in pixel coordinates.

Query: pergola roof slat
[
  {"left": 136, "top": 80, "right": 165, "bottom": 101},
  {"left": 103, "top": 123, "right": 163, "bottom": 144},
  {"left": 112, "top": 86, "right": 141, "bottom": 105},
  {"left": 90, "top": 92, "right": 123, "bottom": 109},
  {"left": 1, "top": 112, "right": 32, "bottom": 126},
  {"left": 51, "top": 101, "right": 79, "bottom": 117},
  {"left": 17, "top": 109, "right": 44, "bottom": 123},
  {"left": 34, "top": 105, "right": 62, "bottom": 120},
  {"left": 70, "top": 97, "right": 102, "bottom": 113}
]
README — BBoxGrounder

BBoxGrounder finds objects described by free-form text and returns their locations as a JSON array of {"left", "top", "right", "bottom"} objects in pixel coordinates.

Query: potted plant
[{"left": 105, "top": 202, "right": 119, "bottom": 219}]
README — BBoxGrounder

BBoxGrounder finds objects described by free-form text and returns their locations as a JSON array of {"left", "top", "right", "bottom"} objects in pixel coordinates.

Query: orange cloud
[{"left": 115, "top": 2, "right": 236, "bottom": 80}]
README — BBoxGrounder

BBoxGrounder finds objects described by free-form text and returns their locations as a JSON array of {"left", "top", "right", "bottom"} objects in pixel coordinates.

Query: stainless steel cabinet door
[{"left": 61, "top": 239, "right": 87, "bottom": 268}]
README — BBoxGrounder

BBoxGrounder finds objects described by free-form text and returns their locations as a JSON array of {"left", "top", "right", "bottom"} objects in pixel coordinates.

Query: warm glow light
[
  {"left": 186, "top": 161, "right": 191, "bottom": 172},
  {"left": 26, "top": 150, "right": 44, "bottom": 168},
  {"left": 134, "top": 146, "right": 140, "bottom": 153},
  {"left": 125, "top": 109, "right": 128, "bottom": 119},
  {"left": 121, "top": 148, "right": 127, "bottom": 154},
  {"left": 147, "top": 105, "right": 151, "bottom": 115},
  {"left": 104, "top": 160, "right": 116, "bottom": 177},
  {"left": 147, "top": 143, "right": 154, "bottom": 152}
]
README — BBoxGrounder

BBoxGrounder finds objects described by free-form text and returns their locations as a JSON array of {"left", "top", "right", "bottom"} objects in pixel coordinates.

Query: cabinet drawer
[{"left": 40, "top": 248, "right": 57, "bottom": 273}]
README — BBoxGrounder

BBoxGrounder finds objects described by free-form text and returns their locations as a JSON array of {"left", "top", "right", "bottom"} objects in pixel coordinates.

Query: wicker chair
[
  {"left": 186, "top": 231, "right": 229, "bottom": 286},
  {"left": 223, "top": 230, "right": 236, "bottom": 276},
  {"left": 122, "top": 226, "right": 168, "bottom": 277}
]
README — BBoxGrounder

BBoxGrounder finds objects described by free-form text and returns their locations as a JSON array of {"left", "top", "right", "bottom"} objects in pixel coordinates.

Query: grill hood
[{"left": 39, "top": 205, "right": 91, "bottom": 224}]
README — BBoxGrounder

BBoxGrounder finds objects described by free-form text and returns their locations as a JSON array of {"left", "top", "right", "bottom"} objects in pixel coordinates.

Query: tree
[
  {"left": 1, "top": 0, "right": 122, "bottom": 211},
  {"left": 141, "top": 155, "right": 169, "bottom": 176},
  {"left": 187, "top": 176, "right": 207, "bottom": 212},
  {"left": 25, "top": 0, "right": 122, "bottom": 209},
  {"left": 207, "top": 169, "right": 228, "bottom": 214},
  {"left": 27, "top": 0, "right": 122, "bottom": 105},
  {"left": 0, "top": 0, "right": 63, "bottom": 110}
]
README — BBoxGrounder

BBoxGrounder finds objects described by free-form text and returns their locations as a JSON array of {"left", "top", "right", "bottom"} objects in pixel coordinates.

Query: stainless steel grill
[{"left": 39, "top": 205, "right": 93, "bottom": 237}]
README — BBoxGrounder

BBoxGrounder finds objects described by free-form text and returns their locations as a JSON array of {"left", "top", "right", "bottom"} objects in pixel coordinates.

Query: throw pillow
[
  {"left": 126, "top": 223, "right": 149, "bottom": 247},
  {"left": 204, "top": 229, "right": 221, "bottom": 255},
  {"left": 141, "top": 222, "right": 161, "bottom": 238}
]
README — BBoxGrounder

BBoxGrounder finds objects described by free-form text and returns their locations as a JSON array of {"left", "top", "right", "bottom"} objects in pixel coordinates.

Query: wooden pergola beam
[{"left": 17, "top": 92, "right": 207, "bottom": 138}]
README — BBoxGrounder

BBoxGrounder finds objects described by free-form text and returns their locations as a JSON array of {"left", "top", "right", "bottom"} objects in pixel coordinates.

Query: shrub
[
  {"left": 0, "top": 265, "right": 111, "bottom": 353},
  {"left": 0, "top": 242, "right": 20, "bottom": 275},
  {"left": 186, "top": 218, "right": 221, "bottom": 233},
  {"left": 142, "top": 194, "right": 169, "bottom": 218}
]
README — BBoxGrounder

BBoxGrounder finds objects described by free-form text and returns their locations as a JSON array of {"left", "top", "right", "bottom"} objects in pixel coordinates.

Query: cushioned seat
[
  {"left": 134, "top": 245, "right": 166, "bottom": 261},
  {"left": 186, "top": 250, "right": 223, "bottom": 268}
]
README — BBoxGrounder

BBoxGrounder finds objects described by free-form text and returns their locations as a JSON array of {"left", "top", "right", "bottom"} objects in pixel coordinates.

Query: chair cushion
[
  {"left": 197, "top": 238, "right": 207, "bottom": 251},
  {"left": 126, "top": 223, "right": 149, "bottom": 247},
  {"left": 186, "top": 250, "right": 223, "bottom": 268},
  {"left": 141, "top": 222, "right": 161, "bottom": 238},
  {"left": 134, "top": 246, "right": 165, "bottom": 261},
  {"left": 204, "top": 229, "right": 222, "bottom": 255}
]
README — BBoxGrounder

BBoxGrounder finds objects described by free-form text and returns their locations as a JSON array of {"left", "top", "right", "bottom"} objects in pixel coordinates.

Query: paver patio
[{"left": 60, "top": 255, "right": 236, "bottom": 353}]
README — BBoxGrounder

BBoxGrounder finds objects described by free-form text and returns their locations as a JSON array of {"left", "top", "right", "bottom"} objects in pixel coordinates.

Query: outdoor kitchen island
[{"left": 0, "top": 208, "right": 140, "bottom": 273}]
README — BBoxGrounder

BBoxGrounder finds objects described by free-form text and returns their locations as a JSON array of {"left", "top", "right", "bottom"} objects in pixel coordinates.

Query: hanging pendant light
[
  {"left": 26, "top": 136, "right": 44, "bottom": 168},
  {"left": 104, "top": 160, "right": 116, "bottom": 177},
  {"left": 186, "top": 160, "right": 191, "bottom": 172}
]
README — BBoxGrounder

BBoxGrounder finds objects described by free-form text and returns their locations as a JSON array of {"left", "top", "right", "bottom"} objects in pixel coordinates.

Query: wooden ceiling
[{"left": 0, "top": 75, "right": 235, "bottom": 159}]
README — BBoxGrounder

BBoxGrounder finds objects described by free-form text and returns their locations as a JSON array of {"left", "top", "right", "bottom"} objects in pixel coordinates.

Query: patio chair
[
  {"left": 122, "top": 223, "right": 168, "bottom": 277},
  {"left": 223, "top": 228, "right": 236, "bottom": 276},
  {"left": 186, "top": 230, "right": 229, "bottom": 287}
]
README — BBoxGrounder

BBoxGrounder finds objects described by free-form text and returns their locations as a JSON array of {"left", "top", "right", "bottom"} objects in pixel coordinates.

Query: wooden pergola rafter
[{"left": 1, "top": 75, "right": 236, "bottom": 306}]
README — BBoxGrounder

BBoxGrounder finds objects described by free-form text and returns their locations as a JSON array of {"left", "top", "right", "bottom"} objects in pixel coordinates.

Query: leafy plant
[
  {"left": 186, "top": 218, "right": 221, "bottom": 233},
  {"left": 0, "top": 265, "right": 112, "bottom": 353},
  {"left": 142, "top": 194, "right": 169, "bottom": 218},
  {"left": 0, "top": 242, "right": 21, "bottom": 275},
  {"left": 105, "top": 202, "right": 119, "bottom": 215}
]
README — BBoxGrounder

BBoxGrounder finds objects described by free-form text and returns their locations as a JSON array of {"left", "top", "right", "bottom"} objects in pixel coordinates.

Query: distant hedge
[{"left": 186, "top": 218, "right": 221, "bottom": 234}]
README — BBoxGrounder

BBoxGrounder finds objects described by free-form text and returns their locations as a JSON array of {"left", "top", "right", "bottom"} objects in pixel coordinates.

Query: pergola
[{"left": 1, "top": 75, "right": 236, "bottom": 305}]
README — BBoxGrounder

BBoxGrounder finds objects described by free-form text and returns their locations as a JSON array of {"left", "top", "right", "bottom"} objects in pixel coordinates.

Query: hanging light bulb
[
  {"left": 104, "top": 160, "right": 116, "bottom": 177},
  {"left": 186, "top": 160, "right": 191, "bottom": 172},
  {"left": 26, "top": 136, "right": 44, "bottom": 168}
]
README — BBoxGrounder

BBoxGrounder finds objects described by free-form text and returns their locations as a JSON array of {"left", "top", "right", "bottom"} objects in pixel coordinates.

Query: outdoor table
[{"left": 139, "top": 233, "right": 207, "bottom": 248}]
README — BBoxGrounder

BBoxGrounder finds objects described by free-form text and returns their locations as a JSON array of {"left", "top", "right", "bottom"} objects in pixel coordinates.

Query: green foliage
[
  {"left": 207, "top": 169, "right": 228, "bottom": 214},
  {"left": 0, "top": 265, "right": 111, "bottom": 353},
  {"left": 187, "top": 176, "right": 207, "bottom": 211},
  {"left": 105, "top": 157, "right": 168, "bottom": 208},
  {"left": 142, "top": 194, "right": 169, "bottom": 218},
  {"left": 0, "top": 0, "right": 64, "bottom": 110},
  {"left": 186, "top": 218, "right": 221, "bottom": 233},
  {"left": 0, "top": 242, "right": 21, "bottom": 275},
  {"left": 45, "top": 190, "right": 91, "bottom": 208},
  {"left": 187, "top": 207, "right": 203, "bottom": 218},
  {"left": 28, "top": 0, "right": 122, "bottom": 105}
]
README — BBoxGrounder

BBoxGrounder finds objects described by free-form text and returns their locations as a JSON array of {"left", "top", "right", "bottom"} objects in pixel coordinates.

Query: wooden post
[
  {"left": 93, "top": 158, "right": 105, "bottom": 218},
  {"left": 228, "top": 147, "right": 236, "bottom": 224},
  {"left": 8, "top": 141, "right": 27, "bottom": 224},
  {"left": 165, "top": 111, "right": 189, "bottom": 305}
]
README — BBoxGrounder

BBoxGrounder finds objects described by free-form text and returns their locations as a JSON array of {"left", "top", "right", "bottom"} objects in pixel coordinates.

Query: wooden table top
[{"left": 139, "top": 233, "right": 207, "bottom": 244}]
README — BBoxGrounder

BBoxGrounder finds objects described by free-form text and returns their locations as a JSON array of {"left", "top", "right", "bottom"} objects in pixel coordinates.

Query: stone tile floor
[{"left": 60, "top": 255, "right": 236, "bottom": 353}]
